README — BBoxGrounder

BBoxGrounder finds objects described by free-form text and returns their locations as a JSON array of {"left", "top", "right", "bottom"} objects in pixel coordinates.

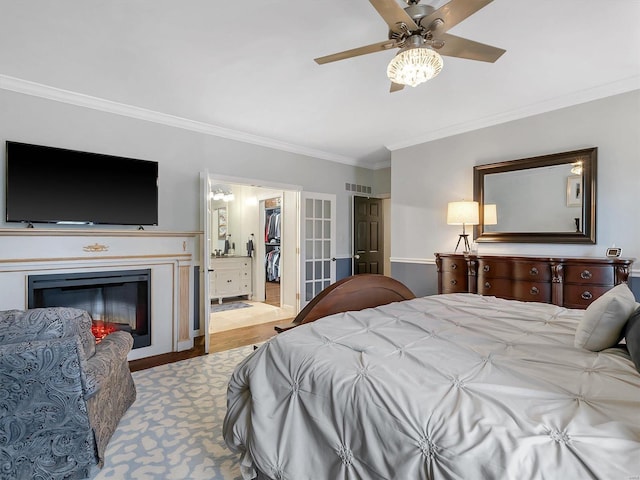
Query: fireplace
[{"left": 28, "top": 270, "right": 151, "bottom": 349}]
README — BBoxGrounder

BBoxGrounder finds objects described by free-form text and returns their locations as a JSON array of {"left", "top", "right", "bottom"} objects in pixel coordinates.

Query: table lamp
[{"left": 447, "top": 201, "right": 479, "bottom": 253}]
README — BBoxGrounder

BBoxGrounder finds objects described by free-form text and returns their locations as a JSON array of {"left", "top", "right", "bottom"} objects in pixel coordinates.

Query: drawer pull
[
  {"left": 581, "top": 291, "right": 593, "bottom": 300},
  {"left": 484, "top": 282, "right": 491, "bottom": 289},
  {"left": 580, "top": 270, "right": 592, "bottom": 279},
  {"left": 529, "top": 267, "right": 539, "bottom": 276},
  {"left": 450, "top": 279, "right": 457, "bottom": 285},
  {"left": 451, "top": 263, "right": 458, "bottom": 270},
  {"left": 530, "top": 287, "right": 539, "bottom": 295},
  {"left": 483, "top": 265, "right": 491, "bottom": 272}
]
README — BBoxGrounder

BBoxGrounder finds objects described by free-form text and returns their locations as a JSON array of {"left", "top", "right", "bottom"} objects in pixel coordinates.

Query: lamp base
[{"left": 454, "top": 234, "right": 471, "bottom": 253}]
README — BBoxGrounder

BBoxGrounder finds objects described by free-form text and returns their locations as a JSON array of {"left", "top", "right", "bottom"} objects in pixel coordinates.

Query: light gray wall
[
  {"left": 391, "top": 89, "right": 640, "bottom": 293},
  {"left": 391, "top": 262, "right": 438, "bottom": 298},
  {"left": 373, "top": 166, "right": 391, "bottom": 194},
  {"left": 0, "top": 89, "right": 390, "bottom": 258}
]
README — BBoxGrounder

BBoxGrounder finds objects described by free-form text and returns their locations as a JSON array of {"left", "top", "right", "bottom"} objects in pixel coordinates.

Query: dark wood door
[{"left": 353, "top": 196, "right": 384, "bottom": 274}]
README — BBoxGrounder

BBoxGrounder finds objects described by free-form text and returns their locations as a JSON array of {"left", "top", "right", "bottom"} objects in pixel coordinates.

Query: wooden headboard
[{"left": 275, "top": 274, "right": 416, "bottom": 333}]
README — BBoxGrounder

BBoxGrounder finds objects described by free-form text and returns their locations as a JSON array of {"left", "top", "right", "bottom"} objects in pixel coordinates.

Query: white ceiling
[{"left": 0, "top": 0, "right": 639, "bottom": 169}]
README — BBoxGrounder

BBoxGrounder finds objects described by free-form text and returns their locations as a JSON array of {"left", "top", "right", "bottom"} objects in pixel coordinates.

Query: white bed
[{"left": 224, "top": 292, "right": 640, "bottom": 479}]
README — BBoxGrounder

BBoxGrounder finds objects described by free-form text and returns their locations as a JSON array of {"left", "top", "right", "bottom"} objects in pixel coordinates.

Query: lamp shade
[
  {"left": 447, "top": 201, "right": 479, "bottom": 225},
  {"left": 483, "top": 204, "right": 498, "bottom": 225}
]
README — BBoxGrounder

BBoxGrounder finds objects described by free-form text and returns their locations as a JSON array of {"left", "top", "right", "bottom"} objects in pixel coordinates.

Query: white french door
[{"left": 299, "top": 192, "right": 336, "bottom": 309}]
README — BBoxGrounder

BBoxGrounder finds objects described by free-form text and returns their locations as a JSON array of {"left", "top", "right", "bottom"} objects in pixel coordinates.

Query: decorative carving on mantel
[{"left": 83, "top": 243, "right": 109, "bottom": 253}]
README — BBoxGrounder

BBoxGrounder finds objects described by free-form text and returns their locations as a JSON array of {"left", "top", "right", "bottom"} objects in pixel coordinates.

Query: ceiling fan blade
[
  {"left": 369, "top": 0, "right": 418, "bottom": 34},
  {"left": 314, "top": 39, "right": 399, "bottom": 65},
  {"left": 390, "top": 82, "right": 405, "bottom": 93},
  {"left": 436, "top": 33, "right": 505, "bottom": 62},
  {"left": 420, "top": 0, "right": 493, "bottom": 32}
]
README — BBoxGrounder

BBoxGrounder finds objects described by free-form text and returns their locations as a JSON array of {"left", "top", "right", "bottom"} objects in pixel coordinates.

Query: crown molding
[
  {"left": 386, "top": 75, "right": 640, "bottom": 151},
  {"left": 4, "top": 73, "right": 636, "bottom": 170},
  {"left": 0, "top": 74, "right": 361, "bottom": 167},
  {"left": 370, "top": 159, "right": 392, "bottom": 170}
]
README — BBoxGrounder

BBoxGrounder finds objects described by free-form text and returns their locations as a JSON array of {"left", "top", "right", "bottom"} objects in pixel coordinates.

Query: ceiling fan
[{"left": 314, "top": 0, "right": 506, "bottom": 92}]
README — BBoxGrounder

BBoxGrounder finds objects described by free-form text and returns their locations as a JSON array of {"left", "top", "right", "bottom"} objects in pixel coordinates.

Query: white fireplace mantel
[{"left": 0, "top": 228, "right": 201, "bottom": 361}]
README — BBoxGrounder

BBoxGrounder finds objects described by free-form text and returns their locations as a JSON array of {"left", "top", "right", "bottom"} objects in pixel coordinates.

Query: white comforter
[{"left": 223, "top": 294, "right": 640, "bottom": 479}]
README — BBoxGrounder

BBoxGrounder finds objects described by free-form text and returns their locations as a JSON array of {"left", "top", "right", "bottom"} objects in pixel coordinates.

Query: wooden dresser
[{"left": 435, "top": 253, "right": 634, "bottom": 309}]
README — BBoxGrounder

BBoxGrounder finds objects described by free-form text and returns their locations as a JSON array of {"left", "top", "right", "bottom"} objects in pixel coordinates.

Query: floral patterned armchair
[{"left": 0, "top": 307, "right": 136, "bottom": 479}]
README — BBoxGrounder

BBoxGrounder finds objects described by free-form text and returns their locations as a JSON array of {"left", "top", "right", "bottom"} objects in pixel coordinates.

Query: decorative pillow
[
  {"left": 574, "top": 283, "right": 637, "bottom": 351},
  {"left": 624, "top": 306, "right": 640, "bottom": 373}
]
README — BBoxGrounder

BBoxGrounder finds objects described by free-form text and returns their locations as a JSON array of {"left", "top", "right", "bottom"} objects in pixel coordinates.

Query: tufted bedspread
[{"left": 223, "top": 293, "right": 640, "bottom": 480}]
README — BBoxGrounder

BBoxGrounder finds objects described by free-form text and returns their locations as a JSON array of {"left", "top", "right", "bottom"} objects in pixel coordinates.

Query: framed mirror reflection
[{"left": 473, "top": 148, "right": 597, "bottom": 244}]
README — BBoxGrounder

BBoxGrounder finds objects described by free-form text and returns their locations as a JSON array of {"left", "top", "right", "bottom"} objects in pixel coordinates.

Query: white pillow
[{"left": 574, "top": 283, "right": 637, "bottom": 351}]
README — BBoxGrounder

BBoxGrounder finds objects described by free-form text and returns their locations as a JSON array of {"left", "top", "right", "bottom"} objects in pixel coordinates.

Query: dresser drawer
[
  {"left": 477, "top": 260, "right": 511, "bottom": 279},
  {"left": 477, "top": 278, "right": 513, "bottom": 298},
  {"left": 512, "top": 262, "right": 551, "bottom": 282},
  {"left": 563, "top": 265, "right": 613, "bottom": 285},
  {"left": 440, "top": 271, "right": 467, "bottom": 293},
  {"left": 563, "top": 284, "right": 612, "bottom": 309},
  {"left": 440, "top": 256, "right": 467, "bottom": 273},
  {"left": 512, "top": 281, "right": 552, "bottom": 303}
]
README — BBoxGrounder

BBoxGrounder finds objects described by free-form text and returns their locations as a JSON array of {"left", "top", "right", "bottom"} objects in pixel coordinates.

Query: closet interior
[{"left": 264, "top": 197, "right": 281, "bottom": 307}]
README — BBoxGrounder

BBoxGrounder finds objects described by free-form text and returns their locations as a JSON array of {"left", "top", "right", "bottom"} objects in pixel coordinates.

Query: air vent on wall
[{"left": 345, "top": 183, "right": 372, "bottom": 194}]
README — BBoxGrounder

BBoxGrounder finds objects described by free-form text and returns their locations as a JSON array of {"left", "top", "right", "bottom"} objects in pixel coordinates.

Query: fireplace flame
[{"left": 91, "top": 320, "right": 118, "bottom": 343}]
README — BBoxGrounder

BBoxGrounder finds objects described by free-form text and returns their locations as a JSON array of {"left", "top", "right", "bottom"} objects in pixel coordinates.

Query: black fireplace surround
[{"left": 28, "top": 269, "right": 151, "bottom": 349}]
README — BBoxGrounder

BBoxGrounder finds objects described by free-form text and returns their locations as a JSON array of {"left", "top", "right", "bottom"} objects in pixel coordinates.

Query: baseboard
[{"left": 177, "top": 339, "right": 194, "bottom": 352}]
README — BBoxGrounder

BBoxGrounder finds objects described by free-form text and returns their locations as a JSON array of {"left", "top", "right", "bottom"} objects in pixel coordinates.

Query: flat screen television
[{"left": 5, "top": 141, "right": 158, "bottom": 226}]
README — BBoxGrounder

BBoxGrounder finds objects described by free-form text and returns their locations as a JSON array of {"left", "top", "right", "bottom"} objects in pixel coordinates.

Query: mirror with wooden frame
[{"left": 473, "top": 148, "right": 597, "bottom": 244}]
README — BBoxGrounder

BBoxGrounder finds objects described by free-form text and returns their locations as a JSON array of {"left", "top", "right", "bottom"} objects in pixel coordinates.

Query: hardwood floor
[
  {"left": 209, "top": 318, "right": 286, "bottom": 353},
  {"left": 265, "top": 281, "right": 280, "bottom": 307},
  {"left": 128, "top": 318, "right": 289, "bottom": 372}
]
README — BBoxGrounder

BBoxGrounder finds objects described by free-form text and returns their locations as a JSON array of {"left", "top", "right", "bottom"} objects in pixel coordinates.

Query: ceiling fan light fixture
[{"left": 387, "top": 46, "right": 443, "bottom": 87}]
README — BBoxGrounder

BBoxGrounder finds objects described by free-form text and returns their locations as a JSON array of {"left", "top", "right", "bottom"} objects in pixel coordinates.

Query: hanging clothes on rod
[
  {"left": 264, "top": 202, "right": 282, "bottom": 284},
  {"left": 265, "top": 247, "right": 281, "bottom": 282},
  {"left": 265, "top": 208, "right": 281, "bottom": 242}
]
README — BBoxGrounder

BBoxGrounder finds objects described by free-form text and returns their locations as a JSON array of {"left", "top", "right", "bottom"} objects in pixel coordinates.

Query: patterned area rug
[
  {"left": 89, "top": 345, "right": 255, "bottom": 479},
  {"left": 211, "top": 301, "right": 252, "bottom": 313}
]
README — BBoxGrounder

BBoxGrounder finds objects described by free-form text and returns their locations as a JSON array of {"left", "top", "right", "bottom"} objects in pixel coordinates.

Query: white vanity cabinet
[{"left": 209, "top": 256, "right": 252, "bottom": 304}]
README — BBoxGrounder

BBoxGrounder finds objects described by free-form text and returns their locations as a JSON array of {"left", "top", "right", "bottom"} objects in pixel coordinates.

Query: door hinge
[{"left": 296, "top": 293, "right": 300, "bottom": 300}]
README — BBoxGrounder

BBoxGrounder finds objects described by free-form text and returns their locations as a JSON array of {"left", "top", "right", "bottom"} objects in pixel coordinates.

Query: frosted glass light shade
[
  {"left": 211, "top": 188, "right": 234, "bottom": 202},
  {"left": 447, "top": 201, "right": 479, "bottom": 225},
  {"left": 483, "top": 204, "right": 498, "bottom": 225},
  {"left": 387, "top": 47, "right": 443, "bottom": 87}
]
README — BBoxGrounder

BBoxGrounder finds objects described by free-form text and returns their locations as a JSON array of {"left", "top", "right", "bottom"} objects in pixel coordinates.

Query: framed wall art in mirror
[
  {"left": 217, "top": 207, "right": 228, "bottom": 239},
  {"left": 473, "top": 147, "right": 597, "bottom": 244}
]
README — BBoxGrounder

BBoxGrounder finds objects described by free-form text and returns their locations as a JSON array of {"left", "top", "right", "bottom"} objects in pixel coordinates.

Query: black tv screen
[{"left": 5, "top": 141, "right": 158, "bottom": 226}]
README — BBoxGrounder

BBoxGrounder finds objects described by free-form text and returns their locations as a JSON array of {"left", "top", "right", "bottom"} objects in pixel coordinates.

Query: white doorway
[{"left": 202, "top": 175, "right": 300, "bottom": 336}]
